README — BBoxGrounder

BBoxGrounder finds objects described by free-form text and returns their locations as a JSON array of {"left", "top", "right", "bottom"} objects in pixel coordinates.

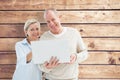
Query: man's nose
[{"left": 50, "top": 21, "right": 54, "bottom": 25}]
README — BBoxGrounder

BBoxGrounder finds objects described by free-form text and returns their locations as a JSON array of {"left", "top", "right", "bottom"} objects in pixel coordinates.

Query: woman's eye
[
  {"left": 36, "top": 28, "right": 39, "bottom": 30},
  {"left": 30, "top": 29, "right": 34, "bottom": 31}
]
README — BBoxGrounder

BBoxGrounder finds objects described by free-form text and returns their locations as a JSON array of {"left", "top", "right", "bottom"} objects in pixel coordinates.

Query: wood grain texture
[
  {"left": 0, "top": 0, "right": 120, "bottom": 10},
  {"left": 0, "top": 38, "right": 23, "bottom": 51},
  {"left": 79, "top": 79, "right": 120, "bottom": 80},
  {"left": 0, "top": 79, "right": 119, "bottom": 80},
  {"left": 0, "top": 24, "right": 120, "bottom": 37},
  {"left": 0, "top": 0, "right": 120, "bottom": 79},
  {"left": 0, "top": 65, "right": 15, "bottom": 78},
  {"left": 85, "top": 38, "right": 120, "bottom": 50},
  {"left": 0, "top": 38, "right": 120, "bottom": 51},
  {"left": 0, "top": 52, "right": 16, "bottom": 64},
  {"left": 0, "top": 11, "right": 120, "bottom": 23},
  {"left": 0, "top": 79, "right": 11, "bottom": 80},
  {"left": 0, "top": 52, "right": 120, "bottom": 65},
  {"left": 0, "top": 65, "right": 120, "bottom": 78},
  {"left": 79, "top": 65, "right": 120, "bottom": 78},
  {"left": 82, "top": 52, "right": 120, "bottom": 65}
]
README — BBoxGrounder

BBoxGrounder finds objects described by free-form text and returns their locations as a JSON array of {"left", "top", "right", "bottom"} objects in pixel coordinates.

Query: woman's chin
[{"left": 31, "top": 38, "right": 38, "bottom": 41}]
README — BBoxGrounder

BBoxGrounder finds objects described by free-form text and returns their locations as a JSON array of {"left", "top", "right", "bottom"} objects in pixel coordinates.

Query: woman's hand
[
  {"left": 26, "top": 52, "right": 32, "bottom": 63},
  {"left": 44, "top": 56, "right": 59, "bottom": 69}
]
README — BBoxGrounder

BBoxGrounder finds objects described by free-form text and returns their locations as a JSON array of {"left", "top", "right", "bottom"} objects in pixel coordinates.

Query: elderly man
[{"left": 38, "top": 8, "right": 88, "bottom": 80}]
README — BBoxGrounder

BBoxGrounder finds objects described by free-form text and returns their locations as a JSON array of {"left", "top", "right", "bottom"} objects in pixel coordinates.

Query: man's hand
[
  {"left": 44, "top": 56, "right": 59, "bottom": 69},
  {"left": 70, "top": 54, "right": 77, "bottom": 64}
]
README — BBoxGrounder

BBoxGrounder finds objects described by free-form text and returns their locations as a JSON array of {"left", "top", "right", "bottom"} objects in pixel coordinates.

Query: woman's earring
[{"left": 26, "top": 34, "right": 28, "bottom": 37}]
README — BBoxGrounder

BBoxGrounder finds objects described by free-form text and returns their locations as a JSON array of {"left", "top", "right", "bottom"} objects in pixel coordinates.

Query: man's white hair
[{"left": 43, "top": 8, "right": 58, "bottom": 19}]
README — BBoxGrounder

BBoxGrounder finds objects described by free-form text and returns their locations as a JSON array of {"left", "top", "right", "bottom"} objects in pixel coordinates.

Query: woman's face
[{"left": 25, "top": 22, "right": 41, "bottom": 41}]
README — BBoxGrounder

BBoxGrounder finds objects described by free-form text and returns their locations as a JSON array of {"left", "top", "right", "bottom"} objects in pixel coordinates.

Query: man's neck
[{"left": 52, "top": 27, "right": 63, "bottom": 34}]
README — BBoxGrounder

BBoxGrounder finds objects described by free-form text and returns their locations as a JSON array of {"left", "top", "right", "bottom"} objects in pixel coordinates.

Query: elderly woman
[{"left": 12, "top": 19, "right": 42, "bottom": 80}]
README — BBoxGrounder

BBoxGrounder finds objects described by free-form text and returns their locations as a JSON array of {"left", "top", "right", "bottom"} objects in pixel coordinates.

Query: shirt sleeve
[
  {"left": 38, "top": 64, "right": 52, "bottom": 73},
  {"left": 15, "top": 43, "right": 27, "bottom": 65},
  {"left": 75, "top": 30, "right": 89, "bottom": 63}
]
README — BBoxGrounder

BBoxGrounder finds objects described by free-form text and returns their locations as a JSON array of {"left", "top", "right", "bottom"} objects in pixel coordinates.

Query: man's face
[{"left": 45, "top": 11, "right": 62, "bottom": 34}]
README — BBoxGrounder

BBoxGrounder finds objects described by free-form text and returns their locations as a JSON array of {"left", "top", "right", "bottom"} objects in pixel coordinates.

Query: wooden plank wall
[{"left": 0, "top": 0, "right": 120, "bottom": 80}]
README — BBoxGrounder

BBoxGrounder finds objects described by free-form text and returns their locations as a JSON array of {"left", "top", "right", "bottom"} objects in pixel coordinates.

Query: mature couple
[{"left": 12, "top": 8, "right": 88, "bottom": 80}]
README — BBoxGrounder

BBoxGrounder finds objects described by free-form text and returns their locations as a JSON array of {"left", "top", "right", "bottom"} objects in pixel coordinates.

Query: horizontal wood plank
[
  {"left": 82, "top": 52, "right": 120, "bottom": 65},
  {"left": 0, "top": 52, "right": 120, "bottom": 65},
  {"left": 0, "top": 0, "right": 120, "bottom": 10},
  {"left": 79, "top": 65, "right": 120, "bottom": 78},
  {"left": 0, "top": 11, "right": 120, "bottom": 23},
  {"left": 0, "top": 65, "right": 15, "bottom": 78},
  {"left": 0, "top": 65, "right": 120, "bottom": 78},
  {"left": 0, "top": 24, "right": 25, "bottom": 38},
  {"left": 0, "top": 24, "right": 120, "bottom": 37},
  {"left": 0, "top": 52, "right": 16, "bottom": 64},
  {"left": 0, "top": 79, "right": 11, "bottom": 80},
  {"left": 85, "top": 38, "right": 120, "bottom": 50},
  {"left": 0, "top": 38, "right": 23, "bottom": 51},
  {"left": 0, "top": 79, "right": 119, "bottom": 80},
  {"left": 0, "top": 38, "right": 120, "bottom": 51},
  {"left": 79, "top": 79, "right": 120, "bottom": 80}
]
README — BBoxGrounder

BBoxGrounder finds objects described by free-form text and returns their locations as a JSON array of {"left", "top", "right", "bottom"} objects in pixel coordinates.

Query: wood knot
[
  {"left": 88, "top": 42, "right": 95, "bottom": 48},
  {"left": 103, "top": 13, "right": 105, "bottom": 15},
  {"left": 108, "top": 57, "right": 116, "bottom": 64},
  {"left": 118, "top": 57, "right": 120, "bottom": 61},
  {"left": 79, "top": 29, "right": 83, "bottom": 32}
]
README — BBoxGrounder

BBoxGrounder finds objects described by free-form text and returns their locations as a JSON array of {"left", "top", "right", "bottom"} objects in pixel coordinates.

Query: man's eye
[
  {"left": 47, "top": 21, "right": 50, "bottom": 23},
  {"left": 36, "top": 28, "right": 39, "bottom": 30}
]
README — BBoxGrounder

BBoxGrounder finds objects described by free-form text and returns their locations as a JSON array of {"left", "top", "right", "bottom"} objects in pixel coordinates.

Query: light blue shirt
[{"left": 12, "top": 38, "right": 42, "bottom": 80}]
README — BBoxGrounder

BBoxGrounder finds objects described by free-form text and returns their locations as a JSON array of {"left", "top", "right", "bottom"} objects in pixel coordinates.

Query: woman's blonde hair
[{"left": 24, "top": 19, "right": 40, "bottom": 31}]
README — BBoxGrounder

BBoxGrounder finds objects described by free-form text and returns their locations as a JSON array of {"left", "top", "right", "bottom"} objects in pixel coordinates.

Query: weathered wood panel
[
  {"left": 0, "top": 0, "right": 120, "bottom": 10},
  {"left": 0, "top": 38, "right": 23, "bottom": 51},
  {"left": 0, "top": 11, "right": 120, "bottom": 23},
  {"left": 0, "top": 65, "right": 120, "bottom": 78},
  {"left": 0, "top": 79, "right": 12, "bottom": 80},
  {"left": 0, "top": 38, "right": 120, "bottom": 51},
  {"left": 79, "top": 65, "right": 120, "bottom": 78},
  {"left": 0, "top": 52, "right": 16, "bottom": 64},
  {"left": 79, "top": 79, "right": 120, "bottom": 80},
  {"left": 85, "top": 38, "right": 120, "bottom": 50},
  {"left": 1, "top": 79, "right": 119, "bottom": 80},
  {"left": 0, "top": 65, "right": 15, "bottom": 78},
  {"left": 0, "top": 52, "right": 120, "bottom": 65},
  {"left": 0, "top": 24, "right": 25, "bottom": 38},
  {"left": 0, "top": 24, "right": 120, "bottom": 37},
  {"left": 82, "top": 52, "right": 120, "bottom": 65}
]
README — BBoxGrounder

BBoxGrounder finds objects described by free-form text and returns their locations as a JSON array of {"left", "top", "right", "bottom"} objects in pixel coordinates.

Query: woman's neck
[{"left": 26, "top": 38, "right": 39, "bottom": 44}]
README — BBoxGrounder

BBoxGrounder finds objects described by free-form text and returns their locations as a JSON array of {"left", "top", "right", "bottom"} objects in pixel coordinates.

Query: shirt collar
[
  {"left": 48, "top": 27, "right": 67, "bottom": 38},
  {"left": 21, "top": 38, "right": 29, "bottom": 45}
]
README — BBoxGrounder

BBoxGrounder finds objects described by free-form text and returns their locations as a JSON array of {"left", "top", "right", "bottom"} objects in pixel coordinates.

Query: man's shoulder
[
  {"left": 41, "top": 31, "right": 49, "bottom": 36},
  {"left": 40, "top": 31, "right": 50, "bottom": 39}
]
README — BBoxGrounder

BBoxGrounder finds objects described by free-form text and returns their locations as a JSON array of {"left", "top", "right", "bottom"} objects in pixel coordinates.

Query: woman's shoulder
[{"left": 15, "top": 38, "right": 27, "bottom": 46}]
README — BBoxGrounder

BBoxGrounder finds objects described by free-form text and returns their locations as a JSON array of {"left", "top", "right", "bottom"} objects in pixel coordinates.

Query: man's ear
[
  {"left": 58, "top": 14, "right": 62, "bottom": 22},
  {"left": 58, "top": 14, "right": 62, "bottom": 19}
]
